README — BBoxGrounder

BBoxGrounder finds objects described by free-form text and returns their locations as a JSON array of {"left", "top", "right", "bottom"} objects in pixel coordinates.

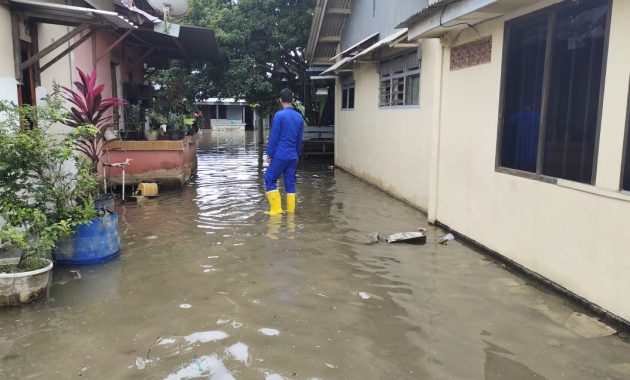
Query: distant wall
[{"left": 341, "top": 0, "right": 426, "bottom": 50}]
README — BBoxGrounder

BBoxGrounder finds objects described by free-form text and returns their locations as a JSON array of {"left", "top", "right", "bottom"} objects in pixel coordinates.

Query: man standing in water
[{"left": 264, "top": 88, "right": 304, "bottom": 215}]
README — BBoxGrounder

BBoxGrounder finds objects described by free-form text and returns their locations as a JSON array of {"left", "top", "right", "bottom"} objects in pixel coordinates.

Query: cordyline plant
[{"left": 62, "top": 67, "right": 126, "bottom": 173}]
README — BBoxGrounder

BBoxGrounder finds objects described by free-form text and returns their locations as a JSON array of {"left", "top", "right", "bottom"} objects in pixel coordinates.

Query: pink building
[{"left": 2, "top": 0, "right": 221, "bottom": 187}]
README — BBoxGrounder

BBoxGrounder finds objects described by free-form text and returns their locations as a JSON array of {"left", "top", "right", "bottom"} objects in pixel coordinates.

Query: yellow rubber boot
[
  {"left": 286, "top": 193, "right": 296, "bottom": 213},
  {"left": 265, "top": 189, "right": 284, "bottom": 215}
]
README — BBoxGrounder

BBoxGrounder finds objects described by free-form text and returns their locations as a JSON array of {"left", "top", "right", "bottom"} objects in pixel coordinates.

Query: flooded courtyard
[{"left": 1, "top": 130, "right": 630, "bottom": 379}]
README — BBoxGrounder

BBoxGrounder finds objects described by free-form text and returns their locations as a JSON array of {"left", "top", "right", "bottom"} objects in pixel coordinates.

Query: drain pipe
[{"left": 427, "top": 37, "right": 445, "bottom": 224}]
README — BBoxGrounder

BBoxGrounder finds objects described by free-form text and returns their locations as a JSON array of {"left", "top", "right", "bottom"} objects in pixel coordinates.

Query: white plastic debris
[
  {"left": 439, "top": 233, "right": 455, "bottom": 245},
  {"left": 358, "top": 292, "right": 371, "bottom": 300},
  {"left": 385, "top": 232, "right": 426, "bottom": 244}
]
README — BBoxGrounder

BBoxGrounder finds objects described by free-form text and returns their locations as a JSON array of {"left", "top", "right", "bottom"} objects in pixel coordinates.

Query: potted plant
[
  {"left": 57, "top": 68, "right": 125, "bottom": 265},
  {"left": 147, "top": 110, "right": 166, "bottom": 141},
  {"left": 0, "top": 97, "right": 98, "bottom": 305},
  {"left": 167, "top": 112, "right": 186, "bottom": 140}
]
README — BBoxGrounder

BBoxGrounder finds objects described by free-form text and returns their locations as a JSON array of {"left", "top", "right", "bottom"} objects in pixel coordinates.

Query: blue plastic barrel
[{"left": 55, "top": 212, "right": 121, "bottom": 265}]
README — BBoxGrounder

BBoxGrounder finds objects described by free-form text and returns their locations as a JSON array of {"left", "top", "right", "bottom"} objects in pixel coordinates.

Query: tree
[{"left": 181, "top": 0, "right": 315, "bottom": 117}]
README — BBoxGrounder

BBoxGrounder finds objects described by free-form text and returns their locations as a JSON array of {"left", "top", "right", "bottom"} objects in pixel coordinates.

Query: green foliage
[
  {"left": 292, "top": 100, "right": 308, "bottom": 126},
  {"left": 168, "top": 0, "right": 315, "bottom": 116},
  {"left": 0, "top": 96, "right": 98, "bottom": 270},
  {"left": 167, "top": 113, "right": 185, "bottom": 132}
]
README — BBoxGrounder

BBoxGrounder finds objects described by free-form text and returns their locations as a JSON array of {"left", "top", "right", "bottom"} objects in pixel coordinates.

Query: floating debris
[
  {"left": 135, "top": 356, "right": 153, "bottom": 370},
  {"left": 69, "top": 270, "right": 82, "bottom": 280},
  {"left": 324, "top": 362, "right": 338, "bottom": 369},
  {"left": 358, "top": 292, "right": 371, "bottom": 300},
  {"left": 439, "top": 232, "right": 455, "bottom": 245},
  {"left": 366, "top": 232, "right": 380, "bottom": 244},
  {"left": 231, "top": 321, "right": 243, "bottom": 329},
  {"left": 179, "top": 304, "right": 192, "bottom": 309},
  {"left": 386, "top": 232, "right": 426, "bottom": 245},
  {"left": 146, "top": 235, "right": 158, "bottom": 240}
]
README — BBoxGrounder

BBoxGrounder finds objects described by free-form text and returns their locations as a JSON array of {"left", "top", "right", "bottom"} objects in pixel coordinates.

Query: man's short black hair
[{"left": 279, "top": 88, "right": 293, "bottom": 103}]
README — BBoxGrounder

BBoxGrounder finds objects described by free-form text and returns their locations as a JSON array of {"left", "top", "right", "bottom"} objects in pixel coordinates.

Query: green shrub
[{"left": 0, "top": 91, "right": 98, "bottom": 270}]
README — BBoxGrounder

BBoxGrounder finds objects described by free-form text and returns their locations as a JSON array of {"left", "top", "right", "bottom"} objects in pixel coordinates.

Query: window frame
[
  {"left": 621, "top": 79, "right": 630, "bottom": 192},
  {"left": 495, "top": 0, "right": 613, "bottom": 185},
  {"left": 341, "top": 77, "right": 355, "bottom": 110},
  {"left": 378, "top": 50, "right": 421, "bottom": 108}
]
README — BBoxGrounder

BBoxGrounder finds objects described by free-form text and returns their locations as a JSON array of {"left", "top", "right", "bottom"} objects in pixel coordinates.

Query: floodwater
[{"left": 1, "top": 130, "right": 630, "bottom": 380}]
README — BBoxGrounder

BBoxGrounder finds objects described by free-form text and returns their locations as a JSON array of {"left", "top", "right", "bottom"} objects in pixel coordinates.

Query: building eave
[{"left": 401, "top": 0, "right": 534, "bottom": 40}]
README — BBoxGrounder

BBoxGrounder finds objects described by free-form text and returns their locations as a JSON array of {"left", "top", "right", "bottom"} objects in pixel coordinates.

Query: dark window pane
[
  {"left": 210, "top": 106, "right": 217, "bottom": 119},
  {"left": 218, "top": 105, "right": 227, "bottom": 119},
  {"left": 542, "top": 0, "right": 608, "bottom": 183},
  {"left": 348, "top": 87, "right": 355, "bottom": 108},
  {"left": 392, "top": 77, "right": 404, "bottom": 105},
  {"left": 342, "top": 88, "right": 348, "bottom": 109},
  {"left": 500, "top": 15, "right": 548, "bottom": 172}
]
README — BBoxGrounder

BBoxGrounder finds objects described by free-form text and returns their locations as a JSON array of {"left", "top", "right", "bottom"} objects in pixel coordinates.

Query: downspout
[{"left": 427, "top": 37, "right": 445, "bottom": 223}]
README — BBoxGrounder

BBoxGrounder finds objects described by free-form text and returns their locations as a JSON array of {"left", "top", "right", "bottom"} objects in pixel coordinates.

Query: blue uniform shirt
[{"left": 266, "top": 108, "right": 304, "bottom": 160}]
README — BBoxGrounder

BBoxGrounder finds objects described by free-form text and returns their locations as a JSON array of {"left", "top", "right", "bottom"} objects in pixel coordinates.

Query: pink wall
[{"left": 73, "top": 30, "right": 145, "bottom": 104}]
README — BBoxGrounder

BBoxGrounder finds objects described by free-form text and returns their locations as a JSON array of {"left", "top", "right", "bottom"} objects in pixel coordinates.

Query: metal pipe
[{"left": 122, "top": 166, "right": 125, "bottom": 202}]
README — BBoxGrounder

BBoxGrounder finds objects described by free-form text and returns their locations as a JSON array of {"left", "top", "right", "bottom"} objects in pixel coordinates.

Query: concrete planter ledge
[{"left": 103, "top": 136, "right": 198, "bottom": 188}]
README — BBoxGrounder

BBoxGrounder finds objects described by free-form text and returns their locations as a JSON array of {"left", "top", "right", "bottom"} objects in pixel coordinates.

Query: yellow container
[{"left": 137, "top": 183, "right": 158, "bottom": 197}]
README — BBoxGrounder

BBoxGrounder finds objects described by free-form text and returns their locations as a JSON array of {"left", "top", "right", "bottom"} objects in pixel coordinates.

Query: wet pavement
[{"left": 1, "top": 130, "right": 630, "bottom": 379}]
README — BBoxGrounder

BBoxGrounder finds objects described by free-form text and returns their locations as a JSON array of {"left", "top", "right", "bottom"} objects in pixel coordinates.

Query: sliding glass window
[{"left": 498, "top": 0, "right": 610, "bottom": 184}]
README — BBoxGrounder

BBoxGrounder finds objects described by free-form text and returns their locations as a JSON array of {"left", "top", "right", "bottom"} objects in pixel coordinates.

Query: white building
[
  {"left": 309, "top": 0, "right": 630, "bottom": 327},
  {"left": 196, "top": 98, "right": 253, "bottom": 130}
]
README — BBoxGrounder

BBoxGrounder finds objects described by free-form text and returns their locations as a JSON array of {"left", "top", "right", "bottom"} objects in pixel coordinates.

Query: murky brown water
[{"left": 1, "top": 130, "right": 630, "bottom": 379}]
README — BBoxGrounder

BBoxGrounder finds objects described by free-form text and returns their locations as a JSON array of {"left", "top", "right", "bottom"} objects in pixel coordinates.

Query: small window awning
[
  {"left": 320, "top": 29, "right": 411, "bottom": 75},
  {"left": 320, "top": 56, "right": 353, "bottom": 75},
  {"left": 329, "top": 32, "right": 380, "bottom": 61},
  {"left": 350, "top": 29, "right": 408, "bottom": 62},
  {"left": 9, "top": 0, "right": 137, "bottom": 29}
]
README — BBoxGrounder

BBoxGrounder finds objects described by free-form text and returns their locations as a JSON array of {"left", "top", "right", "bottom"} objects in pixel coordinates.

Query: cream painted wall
[
  {"left": 433, "top": 0, "right": 630, "bottom": 321},
  {"left": 38, "top": 23, "right": 77, "bottom": 136},
  {"left": 334, "top": 39, "right": 440, "bottom": 210},
  {"left": 0, "top": 6, "right": 18, "bottom": 103}
]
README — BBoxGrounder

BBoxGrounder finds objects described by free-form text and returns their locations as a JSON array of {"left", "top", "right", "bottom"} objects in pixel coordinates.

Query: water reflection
[{"left": 0, "top": 130, "right": 629, "bottom": 380}]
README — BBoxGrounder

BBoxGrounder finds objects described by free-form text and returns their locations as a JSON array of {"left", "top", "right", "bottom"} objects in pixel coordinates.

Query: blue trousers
[{"left": 264, "top": 158, "right": 297, "bottom": 193}]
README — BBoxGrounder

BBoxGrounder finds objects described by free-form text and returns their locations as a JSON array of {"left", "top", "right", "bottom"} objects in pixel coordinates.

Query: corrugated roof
[
  {"left": 306, "top": 0, "right": 353, "bottom": 65},
  {"left": 396, "top": 0, "right": 460, "bottom": 29},
  {"left": 9, "top": 0, "right": 138, "bottom": 29}
]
